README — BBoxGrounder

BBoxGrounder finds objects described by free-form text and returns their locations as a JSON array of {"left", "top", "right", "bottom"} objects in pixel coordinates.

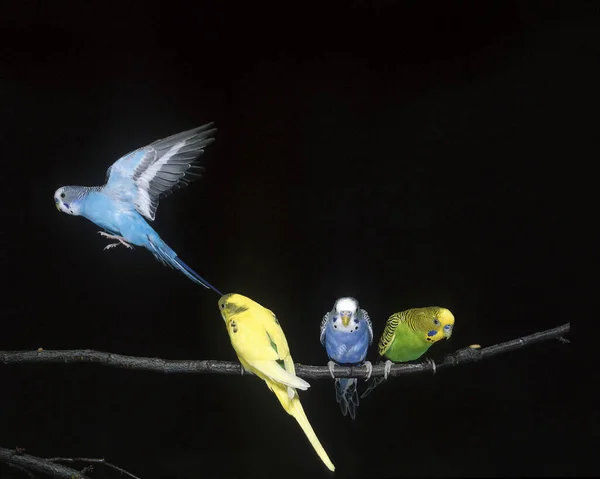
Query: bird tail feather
[
  {"left": 360, "top": 377, "right": 385, "bottom": 399},
  {"left": 335, "top": 378, "right": 359, "bottom": 420},
  {"left": 146, "top": 235, "right": 222, "bottom": 295},
  {"left": 289, "top": 395, "right": 336, "bottom": 472}
]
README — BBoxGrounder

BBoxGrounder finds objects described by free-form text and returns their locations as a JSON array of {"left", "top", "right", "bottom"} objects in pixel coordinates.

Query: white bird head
[
  {"left": 54, "top": 186, "right": 84, "bottom": 216},
  {"left": 333, "top": 296, "right": 359, "bottom": 328}
]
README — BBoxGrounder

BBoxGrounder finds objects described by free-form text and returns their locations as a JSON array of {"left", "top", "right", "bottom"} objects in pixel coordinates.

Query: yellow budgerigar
[{"left": 218, "top": 293, "right": 335, "bottom": 472}]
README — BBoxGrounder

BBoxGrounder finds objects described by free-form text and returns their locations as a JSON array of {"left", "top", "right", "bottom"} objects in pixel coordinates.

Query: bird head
[
  {"left": 54, "top": 186, "right": 83, "bottom": 216},
  {"left": 218, "top": 293, "right": 253, "bottom": 321},
  {"left": 417, "top": 307, "right": 455, "bottom": 343},
  {"left": 440, "top": 310, "right": 455, "bottom": 340},
  {"left": 333, "top": 297, "right": 359, "bottom": 328}
]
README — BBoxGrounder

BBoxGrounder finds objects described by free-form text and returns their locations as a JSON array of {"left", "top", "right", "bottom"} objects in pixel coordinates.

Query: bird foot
[
  {"left": 423, "top": 357, "right": 437, "bottom": 375},
  {"left": 363, "top": 361, "right": 373, "bottom": 381},
  {"left": 327, "top": 360, "right": 336, "bottom": 379},
  {"left": 98, "top": 231, "right": 133, "bottom": 250},
  {"left": 383, "top": 360, "right": 393, "bottom": 380},
  {"left": 425, "top": 358, "right": 437, "bottom": 374}
]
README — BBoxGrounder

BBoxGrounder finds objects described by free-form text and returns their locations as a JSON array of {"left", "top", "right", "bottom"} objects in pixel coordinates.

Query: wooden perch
[
  {"left": 0, "top": 323, "right": 569, "bottom": 380},
  {"left": 0, "top": 323, "right": 569, "bottom": 478}
]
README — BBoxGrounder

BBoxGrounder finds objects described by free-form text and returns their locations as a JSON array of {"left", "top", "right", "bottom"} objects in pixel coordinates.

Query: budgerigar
[
  {"left": 219, "top": 293, "right": 335, "bottom": 472},
  {"left": 320, "top": 297, "right": 373, "bottom": 419},
  {"left": 54, "top": 123, "right": 222, "bottom": 294},
  {"left": 361, "top": 307, "right": 454, "bottom": 398}
]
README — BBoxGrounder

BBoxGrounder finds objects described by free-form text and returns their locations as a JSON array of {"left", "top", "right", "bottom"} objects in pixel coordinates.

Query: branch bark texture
[
  {"left": 0, "top": 323, "right": 569, "bottom": 381},
  {"left": 0, "top": 447, "right": 89, "bottom": 479}
]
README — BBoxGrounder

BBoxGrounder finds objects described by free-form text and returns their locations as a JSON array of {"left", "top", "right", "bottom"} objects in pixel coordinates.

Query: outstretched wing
[
  {"left": 104, "top": 123, "right": 216, "bottom": 221},
  {"left": 319, "top": 311, "right": 331, "bottom": 345},
  {"left": 360, "top": 309, "right": 373, "bottom": 344}
]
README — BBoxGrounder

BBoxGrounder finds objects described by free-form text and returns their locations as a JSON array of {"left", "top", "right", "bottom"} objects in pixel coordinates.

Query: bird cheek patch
[{"left": 426, "top": 330, "right": 438, "bottom": 342}]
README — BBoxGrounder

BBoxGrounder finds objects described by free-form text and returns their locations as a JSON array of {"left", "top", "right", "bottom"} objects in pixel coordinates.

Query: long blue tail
[
  {"left": 147, "top": 235, "right": 223, "bottom": 295},
  {"left": 335, "top": 378, "right": 359, "bottom": 420}
]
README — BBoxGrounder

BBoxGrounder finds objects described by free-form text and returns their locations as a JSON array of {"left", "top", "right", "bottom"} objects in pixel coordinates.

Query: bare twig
[
  {"left": 0, "top": 324, "right": 570, "bottom": 476},
  {"left": 0, "top": 447, "right": 89, "bottom": 479},
  {"left": 48, "top": 457, "right": 141, "bottom": 479},
  {"left": 0, "top": 447, "right": 141, "bottom": 479},
  {"left": 0, "top": 323, "right": 569, "bottom": 381}
]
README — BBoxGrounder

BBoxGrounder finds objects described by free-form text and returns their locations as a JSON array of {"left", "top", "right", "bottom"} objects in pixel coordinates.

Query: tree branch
[
  {"left": 0, "top": 447, "right": 89, "bottom": 479},
  {"left": 47, "top": 457, "right": 141, "bottom": 479},
  {"left": 0, "top": 447, "right": 142, "bottom": 479},
  {"left": 0, "top": 323, "right": 569, "bottom": 381}
]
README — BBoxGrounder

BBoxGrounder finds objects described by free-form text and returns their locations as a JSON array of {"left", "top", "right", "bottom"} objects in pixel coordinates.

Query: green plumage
[
  {"left": 361, "top": 307, "right": 455, "bottom": 399},
  {"left": 378, "top": 308, "right": 442, "bottom": 361}
]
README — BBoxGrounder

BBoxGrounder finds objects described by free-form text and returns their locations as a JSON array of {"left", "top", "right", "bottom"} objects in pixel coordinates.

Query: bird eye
[
  {"left": 220, "top": 303, "right": 225, "bottom": 309},
  {"left": 433, "top": 318, "right": 440, "bottom": 325},
  {"left": 60, "top": 192, "right": 65, "bottom": 198}
]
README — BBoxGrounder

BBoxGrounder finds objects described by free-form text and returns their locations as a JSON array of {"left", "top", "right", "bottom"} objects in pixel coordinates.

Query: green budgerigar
[{"left": 361, "top": 307, "right": 454, "bottom": 398}]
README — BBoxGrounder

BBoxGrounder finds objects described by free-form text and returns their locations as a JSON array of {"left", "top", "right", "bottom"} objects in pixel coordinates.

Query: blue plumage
[
  {"left": 323, "top": 315, "right": 371, "bottom": 364},
  {"left": 54, "top": 123, "right": 222, "bottom": 294},
  {"left": 320, "top": 297, "right": 373, "bottom": 419}
]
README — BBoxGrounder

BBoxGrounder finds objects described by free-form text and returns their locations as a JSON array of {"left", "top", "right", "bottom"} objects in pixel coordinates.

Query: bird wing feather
[
  {"left": 360, "top": 309, "right": 374, "bottom": 344},
  {"left": 319, "top": 311, "right": 331, "bottom": 345},
  {"left": 103, "top": 123, "right": 216, "bottom": 221},
  {"left": 246, "top": 359, "right": 309, "bottom": 391},
  {"left": 378, "top": 312, "right": 401, "bottom": 356},
  {"left": 228, "top": 306, "right": 309, "bottom": 391}
]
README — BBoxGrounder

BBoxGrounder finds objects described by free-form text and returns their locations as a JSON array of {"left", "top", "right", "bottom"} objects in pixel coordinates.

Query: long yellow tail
[{"left": 289, "top": 396, "right": 335, "bottom": 471}]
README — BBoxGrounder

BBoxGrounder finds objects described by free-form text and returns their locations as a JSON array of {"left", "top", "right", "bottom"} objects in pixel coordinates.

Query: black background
[{"left": 0, "top": 1, "right": 588, "bottom": 478}]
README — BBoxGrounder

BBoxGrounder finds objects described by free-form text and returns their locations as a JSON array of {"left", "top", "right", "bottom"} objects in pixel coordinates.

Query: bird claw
[
  {"left": 363, "top": 361, "right": 373, "bottom": 381},
  {"left": 327, "top": 360, "right": 336, "bottom": 379},
  {"left": 424, "top": 357, "right": 437, "bottom": 375},
  {"left": 383, "top": 360, "right": 393, "bottom": 380},
  {"left": 98, "top": 231, "right": 133, "bottom": 250}
]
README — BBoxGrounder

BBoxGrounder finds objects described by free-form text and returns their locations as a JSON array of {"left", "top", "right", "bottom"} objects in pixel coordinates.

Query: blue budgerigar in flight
[
  {"left": 320, "top": 297, "right": 373, "bottom": 419},
  {"left": 54, "top": 123, "right": 222, "bottom": 294}
]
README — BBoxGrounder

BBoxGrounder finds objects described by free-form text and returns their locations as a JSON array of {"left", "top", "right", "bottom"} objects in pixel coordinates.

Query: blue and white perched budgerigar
[
  {"left": 53, "top": 123, "right": 222, "bottom": 294},
  {"left": 320, "top": 297, "right": 373, "bottom": 419}
]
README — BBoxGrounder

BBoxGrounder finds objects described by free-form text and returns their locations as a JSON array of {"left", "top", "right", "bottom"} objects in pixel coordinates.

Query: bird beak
[
  {"left": 341, "top": 314, "right": 351, "bottom": 326},
  {"left": 443, "top": 325, "right": 453, "bottom": 339},
  {"left": 54, "top": 199, "right": 61, "bottom": 212}
]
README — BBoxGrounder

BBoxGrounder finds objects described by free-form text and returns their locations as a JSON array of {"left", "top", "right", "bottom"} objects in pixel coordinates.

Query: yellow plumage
[{"left": 218, "top": 293, "right": 335, "bottom": 472}]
